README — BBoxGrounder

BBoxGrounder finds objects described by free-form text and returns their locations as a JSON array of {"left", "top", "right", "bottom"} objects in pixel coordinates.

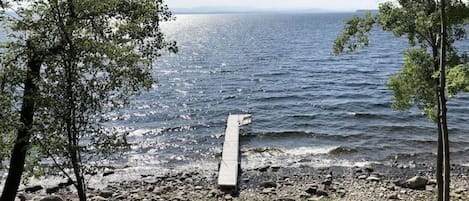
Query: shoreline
[{"left": 14, "top": 158, "right": 469, "bottom": 201}]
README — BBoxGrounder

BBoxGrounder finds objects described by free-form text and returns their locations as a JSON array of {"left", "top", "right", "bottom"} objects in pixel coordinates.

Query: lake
[{"left": 103, "top": 13, "right": 469, "bottom": 174}]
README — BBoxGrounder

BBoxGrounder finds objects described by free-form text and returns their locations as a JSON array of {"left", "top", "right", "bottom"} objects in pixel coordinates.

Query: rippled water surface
[{"left": 105, "top": 13, "right": 469, "bottom": 172}]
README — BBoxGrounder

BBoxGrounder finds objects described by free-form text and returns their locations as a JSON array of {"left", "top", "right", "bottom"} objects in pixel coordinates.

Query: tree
[
  {"left": 333, "top": 1, "right": 469, "bottom": 200},
  {"left": 0, "top": 0, "right": 177, "bottom": 200}
]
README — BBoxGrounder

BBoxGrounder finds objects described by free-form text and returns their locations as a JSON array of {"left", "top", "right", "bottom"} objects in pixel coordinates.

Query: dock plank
[{"left": 218, "top": 114, "right": 251, "bottom": 189}]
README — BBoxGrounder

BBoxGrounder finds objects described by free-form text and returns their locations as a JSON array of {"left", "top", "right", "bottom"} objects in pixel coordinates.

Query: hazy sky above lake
[{"left": 166, "top": 0, "right": 390, "bottom": 11}]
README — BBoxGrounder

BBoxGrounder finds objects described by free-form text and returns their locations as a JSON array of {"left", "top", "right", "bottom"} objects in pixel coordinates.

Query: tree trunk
[
  {"left": 0, "top": 56, "right": 42, "bottom": 201},
  {"left": 439, "top": 0, "right": 450, "bottom": 200},
  {"left": 71, "top": 151, "right": 86, "bottom": 201},
  {"left": 432, "top": 47, "right": 444, "bottom": 201}
]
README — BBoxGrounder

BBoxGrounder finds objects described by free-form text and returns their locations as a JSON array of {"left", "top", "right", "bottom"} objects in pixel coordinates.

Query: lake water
[{"left": 103, "top": 13, "right": 469, "bottom": 174}]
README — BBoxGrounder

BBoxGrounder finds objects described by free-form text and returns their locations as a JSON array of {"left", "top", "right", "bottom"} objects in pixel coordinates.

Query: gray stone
[
  {"left": 258, "top": 166, "right": 270, "bottom": 172},
  {"left": 103, "top": 171, "right": 115, "bottom": 177},
  {"left": 224, "top": 194, "right": 233, "bottom": 200},
  {"left": 146, "top": 185, "right": 155, "bottom": 192},
  {"left": 366, "top": 175, "right": 381, "bottom": 182},
  {"left": 364, "top": 165, "right": 374, "bottom": 172},
  {"left": 395, "top": 176, "right": 428, "bottom": 190},
  {"left": 25, "top": 185, "right": 43, "bottom": 193},
  {"left": 337, "top": 189, "right": 346, "bottom": 198},
  {"left": 316, "top": 189, "right": 329, "bottom": 197},
  {"left": 322, "top": 179, "right": 332, "bottom": 186},
  {"left": 171, "top": 196, "right": 184, "bottom": 201},
  {"left": 91, "top": 196, "right": 108, "bottom": 201},
  {"left": 114, "top": 194, "right": 128, "bottom": 200},
  {"left": 143, "top": 179, "right": 158, "bottom": 185},
  {"left": 388, "top": 194, "right": 399, "bottom": 200},
  {"left": 353, "top": 166, "right": 363, "bottom": 173},
  {"left": 261, "top": 181, "right": 277, "bottom": 188},
  {"left": 262, "top": 188, "right": 273, "bottom": 194},
  {"left": 39, "top": 195, "right": 64, "bottom": 201},
  {"left": 427, "top": 179, "right": 437, "bottom": 185},
  {"left": 46, "top": 186, "right": 62, "bottom": 194},
  {"left": 271, "top": 166, "right": 281, "bottom": 172},
  {"left": 358, "top": 175, "right": 368, "bottom": 180},
  {"left": 194, "top": 186, "right": 203, "bottom": 190},
  {"left": 208, "top": 188, "right": 221, "bottom": 198},
  {"left": 305, "top": 186, "right": 317, "bottom": 195},
  {"left": 17, "top": 193, "right": 29, "bottom": 201},
  {"left": 274, "top": 198, "right": 296, "bottom": 201},
  {"left": 99, "top": 190, "right": 114, "bottom": 198},
  {"left": 455, "top": 187, "right": 467, "bottom": 194}
]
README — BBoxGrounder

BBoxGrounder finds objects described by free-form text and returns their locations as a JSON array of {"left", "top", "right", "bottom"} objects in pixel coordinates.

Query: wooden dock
[{"left": 218, "top": 114, "right": 252, "bottom": 190}]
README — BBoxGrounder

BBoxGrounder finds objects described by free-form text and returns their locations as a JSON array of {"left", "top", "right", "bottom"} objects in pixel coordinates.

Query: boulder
[{"left": 394, "top": 176, "right": 428, "bottom": 190}]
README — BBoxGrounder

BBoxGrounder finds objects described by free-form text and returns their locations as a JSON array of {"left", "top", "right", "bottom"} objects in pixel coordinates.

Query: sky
[{"left": 165, "top": 0, "right": 390, "bottom": 11}]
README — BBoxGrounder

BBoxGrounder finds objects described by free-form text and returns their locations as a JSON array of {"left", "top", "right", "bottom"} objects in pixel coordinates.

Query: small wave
[
  {"left": 346, "top": 112, "right": 382, "bottom": 118},
  {"left": 174, "top": 89, "right": 188, "bottom": 95},
  {"left": 289, "top": 114, "right": 317, "bottom": 119},
  {"left": 242, "top": 147, "right": 284, "bottom": 155},
  {"left": 285, "top": 146, "right": 339, "bottom": 156},
  {"left": 255, "top": 95, "right": 306, "bottom": 102},
  {"left": 255, "top": 131, "right": 372, "bottom": 142},
  {"left": 328, "top": 146, "right": 358, "bottom": 155},
  {"left": 257, "top": 131, "right": 314, "bottom": 139},
  {"left": 128, "top": 125, "right": 207, "bottom": 137},
  {"left": 223, "top": 95, "right": 237, "bottom": 100},
  {"left": 129, "top": 129, "right": 153, "bottom": 137}
]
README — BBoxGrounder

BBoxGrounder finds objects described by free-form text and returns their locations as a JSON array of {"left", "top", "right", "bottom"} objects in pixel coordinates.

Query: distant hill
[
  {"left": 356, "top": 9, "right": 379, "bottom": 13},
  {"left": 172, "top": 7, "right": 330, "bottom": 14}
]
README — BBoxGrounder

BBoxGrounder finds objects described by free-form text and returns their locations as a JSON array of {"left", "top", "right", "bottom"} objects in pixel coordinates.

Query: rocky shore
[{"left": 15, "top": 160, "right": 469, "bottom": 201}]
